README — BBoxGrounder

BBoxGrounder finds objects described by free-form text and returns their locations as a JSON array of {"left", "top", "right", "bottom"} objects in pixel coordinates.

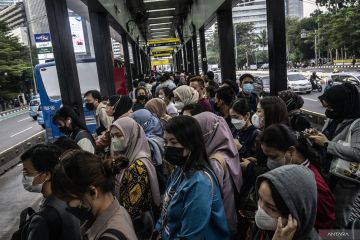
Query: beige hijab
[
  {"left": 110, "top": 117, "right": 160, "bottom": 206},
  {"left": 173, "top": 85, "right": 199, "bottom": 105},
  {"left": 145, "top": 98, "right": 171, "bottom": 121}
]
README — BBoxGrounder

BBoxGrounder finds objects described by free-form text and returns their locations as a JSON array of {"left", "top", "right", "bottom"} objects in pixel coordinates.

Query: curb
[
  {"left": 301, "top": 108, "right": 326, "bottom": 130},
  {"left": 0, "top": 107, "right": 28, "bottom": 117},
  {"left": 0, "top": 131, "right": 45, "bottom": 175}
]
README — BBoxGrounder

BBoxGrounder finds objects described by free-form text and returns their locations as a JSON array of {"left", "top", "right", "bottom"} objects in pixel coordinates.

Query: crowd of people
[{"left": 13, "top": 71, "right": 360, "bottom": 240}]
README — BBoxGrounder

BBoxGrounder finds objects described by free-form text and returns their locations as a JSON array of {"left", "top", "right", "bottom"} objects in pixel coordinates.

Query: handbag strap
[{"left": 346, "top": 119, "right": 360, "bottom": 142}]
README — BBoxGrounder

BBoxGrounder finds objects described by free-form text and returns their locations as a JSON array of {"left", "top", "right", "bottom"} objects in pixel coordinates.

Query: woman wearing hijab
[
  {"left": 130, "top": 109, "right": 167, "bottom": 193},
  {"left": 251, "top": 165, "right": 319, "bottom": 240},
  {"left": 278, "top": 90, "right": 311, "bottom": 132},
  {"left": 194, "top": 112, "right": 243, "bottom": 236},
  {"left": 96, "top": 95, "right": 133, "bottom": 152},
  {"left": 145, "top": 98, "right": 172, "bottom": 127},
  {"left": 307, "top": 83, "right": 360, "bottom": 228},
  {"left": 172, "top": 85, "right": 199, "bottom": 112},
  {"left": 110, "top": 117, "right": 160, "bottom": 238}
]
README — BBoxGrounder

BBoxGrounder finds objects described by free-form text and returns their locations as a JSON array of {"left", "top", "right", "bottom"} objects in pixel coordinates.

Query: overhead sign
[
  {"left": 34, "top": 32, "right": 53, "bottom": 61},
  {"left": 152, "top": 59, "right": 171, "bottom": 65},
  {"left": 151, "top": 47, "right": 174, "bottom": 55},
  {"left": 153, "top": 53, "right": 172, "bottom": 57},
  {"left": 148, "top": 38, "right": 180, "bottom": 47},
  {"left": 34, "top": 33, "right": 51, "bottom": 42}
]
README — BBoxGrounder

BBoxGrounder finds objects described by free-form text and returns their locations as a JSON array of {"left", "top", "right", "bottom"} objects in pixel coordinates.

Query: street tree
[
  {"left": 234, "top": 22, "right": 257, "bottom": 68},
  {"left": 0, "top": 21, "right": 32, "bottom": 93}
]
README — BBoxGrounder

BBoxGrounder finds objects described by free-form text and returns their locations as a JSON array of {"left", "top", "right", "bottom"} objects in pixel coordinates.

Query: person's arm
[
  {"left": 26, "top": 215, "right": 49, "bottom": 240},
  {"left": 99, "top": 108, "right": 113, "bottom": 130},
  {"left": 176, "top": 174, "right": 212, "bottom": 239},
  {"left": 326, "top": 121, "right": 360, "bottom": 162},
  {"left": 96, "top": 131, "right": 111, "bottom": 151}
]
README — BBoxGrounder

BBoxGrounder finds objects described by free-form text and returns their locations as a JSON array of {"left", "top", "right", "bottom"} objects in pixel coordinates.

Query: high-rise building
[
  {"left": 0, "top": 0, "right": 20, "bottom": 10},
  {"left": 286, "top": 0, "right": 303, "bottom": 19},
  {"left": 22, "top": 0, "right": 49, "bottom": 46},
  {"left": 0, "top": 2, "right": 29, "bottom": 45},
  {"left": 232, "top": 0, "right": 304, "bottom": 34}
]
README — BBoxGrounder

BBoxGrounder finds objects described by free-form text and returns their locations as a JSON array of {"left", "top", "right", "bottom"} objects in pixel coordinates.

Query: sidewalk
[{"left": 0, "top": 107, "right": 28, "bottom": 117}]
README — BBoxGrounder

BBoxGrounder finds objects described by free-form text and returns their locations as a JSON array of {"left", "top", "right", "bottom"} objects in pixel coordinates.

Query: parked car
[
  {"left": 260, "top": 63, "right": 269, "bottom": 69},
  {"left": 29, "top": 98, "right": 40, "bottom": 120},
  {"left": 37, "top": 105, "right": 45, "bottom": 129},
  {"left": 287, "top": 72, "right": 312, "bottom": 93},
  {"left": 249, "top": 64, "right": 258, "bottom": 70},
  {"left": 331, "top": 72, "right": 360, "bottom": 87}
]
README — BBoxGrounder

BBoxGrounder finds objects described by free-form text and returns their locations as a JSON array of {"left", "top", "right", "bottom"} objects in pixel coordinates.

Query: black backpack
[{"left": 11, "top": 206, "right": 62, "bottom": 240}]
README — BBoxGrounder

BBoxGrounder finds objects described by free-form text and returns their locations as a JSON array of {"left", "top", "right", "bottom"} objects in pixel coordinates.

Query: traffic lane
[
  {"left": 0, "top": 112, "right": 44, "bottom": 153},
  {"left": 0, "top": 164, "right": 42, "bottom": 239},
  {"left": 299, "top": 90, "right": 325, "bottom": 115}
]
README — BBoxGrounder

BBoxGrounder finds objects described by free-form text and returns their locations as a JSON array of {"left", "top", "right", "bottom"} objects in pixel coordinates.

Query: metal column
[
  {"left": 178, "top": 50, "right": 184, "bottom": 72},
  {"left": 136, "top": 39, "right": 143, "bottom": 76},
  {"left": 199, "top": 27, "right": 208, "bottom": 75},
  {"left": 44, "top": 0, "right": 84, "bottom": 122},
  {"left": 182, "top": 44, "right": 188, "bottom": 73},
  {"left": 121, "top": 34, "right": 133, "bottom": 92},
  {"left": 186, "top": 40, "right": 194, "bottom": 75},
  {"left": 192, "top": 34, "right": 200, "bottom": 75},
  {"left": 88, "top": 4, "right": 115, "bottom": 97},
  {"left": 131, "top": 41, "right": 139, "bottom": 79},
  {"left": 266, "top": 0, "right": 287, "bottom": 95},
  {"left": 217, "top": 0, "right": 236, "bottom": 81}
]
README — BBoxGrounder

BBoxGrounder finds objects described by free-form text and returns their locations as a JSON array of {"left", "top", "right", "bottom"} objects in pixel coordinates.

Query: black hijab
[{"left": 319, "top": 83, "right": 360, "bottom": 121}]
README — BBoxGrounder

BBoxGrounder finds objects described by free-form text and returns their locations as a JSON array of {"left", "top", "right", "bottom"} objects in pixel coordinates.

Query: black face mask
[
  {"left": 66, "top": 205, "right": 94, "bottom": 222},
  {"left": 85, "top": 103, "right": 95, "bottom": 111},
  {"left": 325, "top": 109, "right": 343, "bottom": 120},
  {"left": 59, "top": 126, "right": 72, "bottom": 135},
  {"left": 137, "top": 95, "right": 148, "bottom": 102},
  {"left": 164, "top": 146, "right": 188, "bottom": 166}
]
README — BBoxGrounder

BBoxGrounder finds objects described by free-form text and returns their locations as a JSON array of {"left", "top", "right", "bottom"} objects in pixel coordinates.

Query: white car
[{"left": 287, "top": 72, "right": 312, "bottom": 94}]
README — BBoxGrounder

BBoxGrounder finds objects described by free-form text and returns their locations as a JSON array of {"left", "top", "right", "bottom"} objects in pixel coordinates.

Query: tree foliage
[
  {"left": 286, "top": 4, "right": 360, "bottom": 62},
  {"left": 0, "top": 21, "right": 32, "bottom": 92},
  {"left": 315, "top": 0, "right": 359, "bottom": 12}
]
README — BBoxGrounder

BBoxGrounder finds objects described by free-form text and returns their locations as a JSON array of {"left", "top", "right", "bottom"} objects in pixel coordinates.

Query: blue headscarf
[
  {"left": 130, "top": 109, "right": 163, "bottom": 138},
  {"left": 130, "top": 109, "right": 164, "bottom": 166}
]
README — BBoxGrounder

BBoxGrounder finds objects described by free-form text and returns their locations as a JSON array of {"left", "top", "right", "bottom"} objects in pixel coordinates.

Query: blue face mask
[{"left": 243, "top": 83, "right": 254, "bottom": 94}]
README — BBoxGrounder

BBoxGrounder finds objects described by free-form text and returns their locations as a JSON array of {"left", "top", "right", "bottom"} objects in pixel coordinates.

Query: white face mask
[
  {"left": 111, "top": 137, "right": 128, "bottom": 152},
  {"left": 174, "top": 101, "right": 185, "bottom": 112},
  {"left": 22, "top": 174, "right": 44, "bottom": 193},
  {"left": 231, "top": 118, "right": 247, "bottom": 130},
  {"left": 252, "top": 114, "right": 264, "bottom": 129},
  {"left": 255, "top": 205, "right": 278, "bottom": 231},
  {"left": 158, "top": 94, "right": 165, "bottom": 100}
]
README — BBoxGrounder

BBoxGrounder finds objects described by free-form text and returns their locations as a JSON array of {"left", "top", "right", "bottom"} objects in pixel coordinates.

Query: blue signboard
[{"left": 34, "top": 33, "right": 51, "bottom": 43}]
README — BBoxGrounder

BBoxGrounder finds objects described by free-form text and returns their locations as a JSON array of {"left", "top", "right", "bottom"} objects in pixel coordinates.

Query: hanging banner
[{"left": 69, "top": 16, "right": 86, "bottom": 53}]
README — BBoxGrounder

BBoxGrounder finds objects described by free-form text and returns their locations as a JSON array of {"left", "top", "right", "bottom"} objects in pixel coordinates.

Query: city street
[
  {"left": 300, "top": 90, "right": 324, "bottom": 115},
  {"left": 0, "top": 112, "right": 44, "bottom": 153}
]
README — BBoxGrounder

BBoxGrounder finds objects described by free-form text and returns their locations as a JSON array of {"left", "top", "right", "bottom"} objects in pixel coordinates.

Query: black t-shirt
[{"left": 236, "top": 125, "right": 259, "bottom": 159}]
